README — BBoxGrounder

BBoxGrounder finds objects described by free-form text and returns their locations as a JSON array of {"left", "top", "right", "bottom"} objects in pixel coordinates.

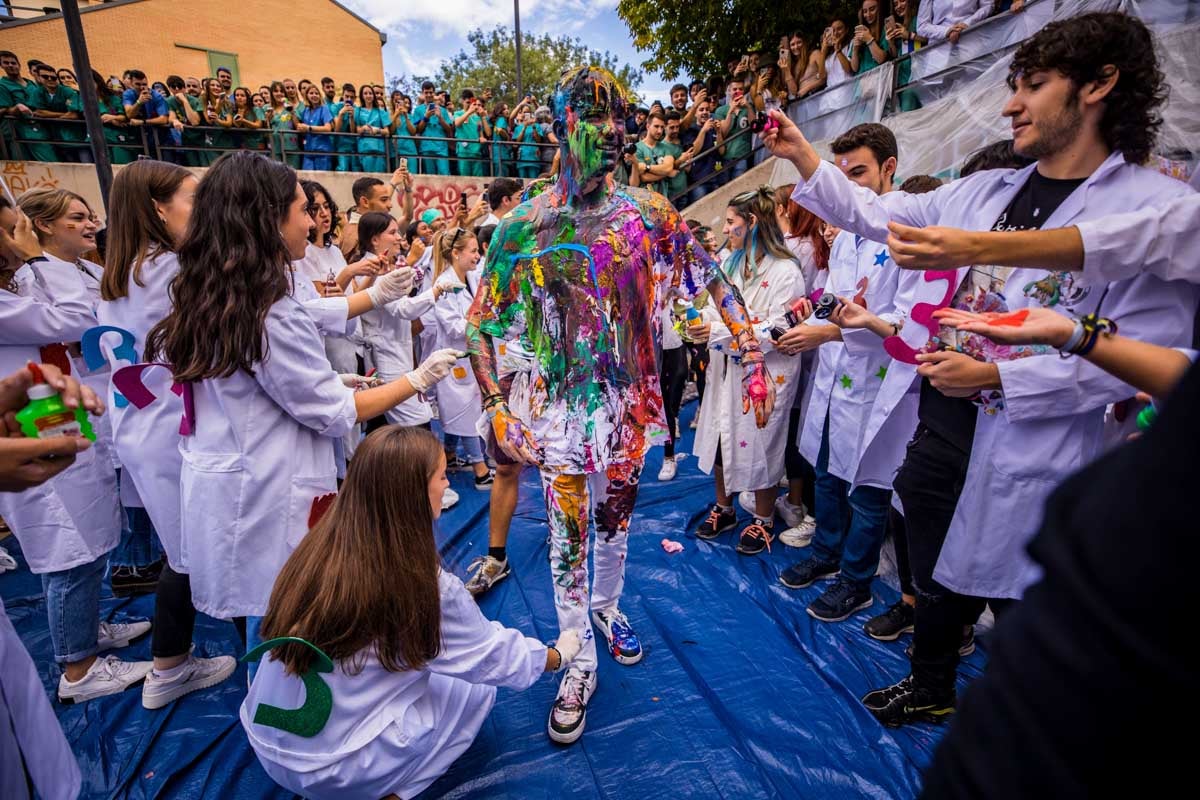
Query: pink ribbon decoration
[
  {"left": 883, "top": 270, "right": 959, "bottom": 364},
  {"left": 112, "top": 363, "right": 196, "bottom": 435}
]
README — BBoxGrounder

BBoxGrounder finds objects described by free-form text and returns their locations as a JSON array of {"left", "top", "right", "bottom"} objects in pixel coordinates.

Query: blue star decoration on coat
[
  {"left": 873, "top": 249, "right": 890, "bottom": 267},
  {"left": 840, "top": 374, "right": 853, "bottom": 390}
]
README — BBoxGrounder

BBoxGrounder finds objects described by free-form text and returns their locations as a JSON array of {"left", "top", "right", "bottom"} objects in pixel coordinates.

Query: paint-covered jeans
[
  {"left": 541, "top": 460, "right": 642, "bottom": 672},
  {"left": 42, "top": 551, "right": 107, "bottom": 663}
]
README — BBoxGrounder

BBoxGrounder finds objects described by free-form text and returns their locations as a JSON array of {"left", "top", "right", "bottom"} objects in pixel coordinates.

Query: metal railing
[{"left": 0, "top": 114, "right": 560, "bottom": 176}]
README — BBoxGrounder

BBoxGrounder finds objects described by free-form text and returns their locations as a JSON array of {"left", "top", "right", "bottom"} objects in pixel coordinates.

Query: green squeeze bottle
[{"left": 15, "top": 362, "right": 96, "bottom": 442}]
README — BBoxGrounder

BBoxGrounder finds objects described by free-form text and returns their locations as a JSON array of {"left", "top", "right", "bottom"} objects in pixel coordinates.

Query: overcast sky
[{"left": 341, "top": 0, "right": 675, "bottom": 102}]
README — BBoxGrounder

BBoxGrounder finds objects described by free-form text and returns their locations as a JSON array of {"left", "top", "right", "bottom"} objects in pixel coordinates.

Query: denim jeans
[
  {"left": 445, "top": 433, "right": 485, "bottom": 465},
  {"left": 110, "top": 501, "right": 164, "bottom": 569},
  {"left": 42, "top": 552, "right": 107, "bottom": 663},
  {"left": 809, "top": 413, "right": 892, "bottom": 586}
]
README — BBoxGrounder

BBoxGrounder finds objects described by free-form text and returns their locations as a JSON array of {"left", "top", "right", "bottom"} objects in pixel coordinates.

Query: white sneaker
[
  {"left": 142, "top": 653, "right": 237, "bottom": 710},
  {"left": 58, "top": 654, "right": 153, "bottom": 704},
  {"left": 779, "top": 515, "right": 818, "bottom": 547},
  {"left": 547, "top": 667, "right": 597, "bottom": 745},
  {"left": 657, "top": 458, "right": 677, "bottom": 481},
  {"left": 97, "top": 619, "right": 152, "bottom": 651},
  {"left": 441, "top": 486, "right": 460, "bottom": 511},
  {"left": 738, "top": 490, "right": 776, "bottom": 520},
  {"left": 775, "top": 497, "right": 807, "bottom": 529},
  {"left": 0, "top": 544, "right": 16, "bottom": 573}
]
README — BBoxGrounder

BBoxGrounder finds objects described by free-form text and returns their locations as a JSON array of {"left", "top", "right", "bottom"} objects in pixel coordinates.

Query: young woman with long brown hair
[
  {"left": 143, "top": 151, "right": 459, "bottom": 642},
  {"left": 241, "top": 426, "right": 579, "bottom": 800},
  {"left": 98, "top": 159, "right": 239, "bottom": 708},
  {"left": 0, "top": 187, "right": 153, "bottom": 703}
]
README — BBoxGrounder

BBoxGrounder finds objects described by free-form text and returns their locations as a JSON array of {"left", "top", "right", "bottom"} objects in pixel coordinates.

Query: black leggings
[
  {"left": 660, "top": 346, "right": 687, "bottom": 457},
  {"left": 151, "top": 563, "right": 196, "bottom": 659},
  {"left": 687, "top": 343, "right": 709, "bottom": 404},
  {"left": 783, "top": 406, "right": 816, "bottom": 511}
]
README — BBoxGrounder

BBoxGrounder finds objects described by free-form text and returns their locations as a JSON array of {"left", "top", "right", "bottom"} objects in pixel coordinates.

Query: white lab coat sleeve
[
  {"left": 791, "top": 160, "right": 952, "bottom": 243},
  {"left": 1078, "top": 194, "right": 1200, "bottom": 286},
  {"left": 383, "top": 287, "right": 435, "bottom": 321},
  {"left": 427, "top": 572, "right": 546, "bottom": 691},
  {"left": 917, "top": 0, "right": 953, "bottom": 41},
  {"left": 965, "top": 0, "right": 992, "bottom": 27},
  {"left": 255, "top": 299, "right": 357, "bottom": 438},
  {"left": 300, "top": 296, "right": 354, "bottom": 337},
  {"left": 0, "top": 290, "right": 95, "bottom": 345},
  {"left": 701, "top": 305, "right": 734, "bottom": 353},
  {"left": 432, "top": 289, "right": 470, "bottom": 344}
]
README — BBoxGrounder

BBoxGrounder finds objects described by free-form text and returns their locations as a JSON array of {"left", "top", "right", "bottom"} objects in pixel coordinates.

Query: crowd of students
[{"left": 0, "top": 7, "right": 1198, "bottom": 799}]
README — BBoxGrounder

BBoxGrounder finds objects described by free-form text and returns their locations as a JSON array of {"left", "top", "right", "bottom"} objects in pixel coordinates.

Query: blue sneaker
[
  {"left": 807, "top": 577, "right": 873, "bottom": 622},
  {"left": 591, "top": 608, "right": 643, "bottom": 665}
]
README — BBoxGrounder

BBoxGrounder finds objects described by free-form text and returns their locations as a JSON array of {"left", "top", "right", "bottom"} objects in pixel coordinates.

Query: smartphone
[
  {"left": 399, "top": 157, "right": 408, "bottom": 171},
  {"left": 459, "top": 191, "right": 468, "bottom": 208}
]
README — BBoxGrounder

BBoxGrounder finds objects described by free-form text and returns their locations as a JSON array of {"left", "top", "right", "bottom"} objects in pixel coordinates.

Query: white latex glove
[
  {"left": 366, "top": 266, "right": 415, "bottom": 307},
  {"left": 406, "top": 348, "right": 461, "bottom": 393},
  {"left": 339, "top": 373, "right": 381, "bottom": 391},
  {"left": 553, "top": 629, "right": 583, "bottom": 671}
]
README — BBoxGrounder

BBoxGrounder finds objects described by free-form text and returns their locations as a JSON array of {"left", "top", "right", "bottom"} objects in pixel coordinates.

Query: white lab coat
[
  {"left": 917, "top": 0, "right": 991, "bottom": 41},
  {"left": 1077, "top": 192, "right": 1200, "bottom": 285},
  {"left": 358, "top": 273, "right": 435, "bottom": 427},
  {"left": 794, "top": 152, "right": 1199, "bottom": 598},
  {"left": 0, "top": 257, "right": 120, "bottom": 574},
  {"left": 694, "top": 252, "right": 806, "bottom": 493},
  {"left": 180, "top": 295, "right": 357, "bottom": 619},
  {"left": 433, "top": 268, "right": 481, "bottom": 437},
  {"left": 0, "top": 597, "right": 81, "bottom": 800},
  {"left": 96, "top": 252, "right": 188, "bottom": 568},
  {"left": 241, "top": 570, "right": 545, "bottom": 800},
  {"left": 798, "top": 231, "right": 902, "bottom": 486}
]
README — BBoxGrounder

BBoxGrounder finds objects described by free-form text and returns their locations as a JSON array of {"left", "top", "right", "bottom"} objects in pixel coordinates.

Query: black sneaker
[
  {"left": 807, "top": 577, "right": 873, "bottom": 622},
  {"left": 474, "top": 470, "right": 495, "bottom": 491},
  {"left": 864, "top": 675, "right": 956, "bottom": 727},
  {"left": 735, "top": 519, "right": 774, "bottom": 555},
  {"left": 547, "top": 668, "right": 597, "bottom": 745},
  {"left": 864, "top": 600, "right": 915, "bottom": 641},
  {"left": 111, "top": 559, "right": 164, "bottom": 597},
  {"left": 695, "top": 504, "right": 737, "bottom": 540},
  {"left": 779, "top": 558, "right": 839, "bottom": 589},
  {"left": 906, "top": 626, "right": 976, "bottom": 660}
]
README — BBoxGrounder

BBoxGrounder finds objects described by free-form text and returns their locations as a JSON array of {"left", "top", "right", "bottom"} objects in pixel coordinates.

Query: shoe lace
[
  {"left": 825, "top": 578, "right": 858, "bottom": 605},
  {"left": 704, "top": 506, "right": 723, "bottom": 526},
  {"left": 466, "top": 556, "right": 499, "bottom": 580},
  {"left": 743, "top": 523, "right": 773, "bottom": 552},
  {"left": 559, "top": 672, "right": 587, "bottom": 707}
]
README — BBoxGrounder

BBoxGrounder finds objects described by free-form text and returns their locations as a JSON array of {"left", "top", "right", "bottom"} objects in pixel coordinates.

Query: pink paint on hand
[
  {"left": 661, "top": 538, "right": 684, "bottom": 554},
  {"left": 986, "top": 309, "right": 1030, "bottom": 327},
  {"left": 747, "top": 369, "right": 769, "bottom": 402}
]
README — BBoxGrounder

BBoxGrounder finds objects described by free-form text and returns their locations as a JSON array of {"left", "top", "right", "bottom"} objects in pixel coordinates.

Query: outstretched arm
[{"left": 706, "top": 276, "right": 776, "bottom": 427}]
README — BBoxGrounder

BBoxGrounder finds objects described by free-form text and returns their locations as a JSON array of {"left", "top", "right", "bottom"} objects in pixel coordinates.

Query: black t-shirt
[
  {"left": 680, "top": 124, "right": 719, "bottom": 183},
  {"left": 917, "top": 171, "right": 1086, "bottom": 453},
  {"left": 920, "top": 357, "right": 1200, "bottom": 798}
]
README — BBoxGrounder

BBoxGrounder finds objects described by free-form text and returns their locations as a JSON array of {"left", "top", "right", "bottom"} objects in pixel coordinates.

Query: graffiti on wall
[
  {"left": 411, "top": 180, "right": 486, "bottom": 221},
  {"left": 2, "top": 161, "right": 62, "bottom": 194}
]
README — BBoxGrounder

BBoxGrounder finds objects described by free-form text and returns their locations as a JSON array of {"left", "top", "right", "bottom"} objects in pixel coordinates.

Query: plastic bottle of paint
[
  {"left": 1136, "top": 402, "right": 1157, "bottom": 432},
  {"left": 14, "top": 363, "right": 96, "bottom": 442}
]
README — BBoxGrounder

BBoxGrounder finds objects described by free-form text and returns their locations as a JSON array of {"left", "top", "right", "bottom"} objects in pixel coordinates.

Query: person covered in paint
[
  {"left": 241, "top": 426, "right": 580, "bottom": 800},
  {"left": 466, "top": 65, "right": 775, "bottom": 745}
]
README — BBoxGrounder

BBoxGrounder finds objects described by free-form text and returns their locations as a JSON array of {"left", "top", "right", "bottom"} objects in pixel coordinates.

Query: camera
[{"left": 622, "top": 142, "right": 638, "bottom": 156}]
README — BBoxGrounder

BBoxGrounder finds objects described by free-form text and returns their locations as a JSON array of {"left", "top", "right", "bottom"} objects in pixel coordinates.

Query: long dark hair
[
  {"left": 725, "top": 186, "right": 794, "bottom": 279},
  {"left": 260, "top": 426, "right": 444, "bottom": 675},
  {"left": 302, "top": 179, "right": 340, "bottom": 247},
  {"left": 145, "top": 152, "right": 297, "bottom": 380},
  {"left": 352, "top": 211, "right": 396, "bottom": 261},
  {"left": 101, "top": 159, "right": 192, "bottom": 300}
]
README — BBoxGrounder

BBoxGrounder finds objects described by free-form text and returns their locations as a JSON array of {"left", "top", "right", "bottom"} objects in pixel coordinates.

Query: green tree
[
  {"left": 430, "top": 26, "right": 644, "bottom": 106},
  {"left": 617, "top": 0, "right": 859, "bottom": 81}
]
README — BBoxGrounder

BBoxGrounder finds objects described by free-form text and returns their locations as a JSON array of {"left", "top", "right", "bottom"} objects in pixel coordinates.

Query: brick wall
[{"left": 0, "top": 0, "right": 383, "bottom": 90}]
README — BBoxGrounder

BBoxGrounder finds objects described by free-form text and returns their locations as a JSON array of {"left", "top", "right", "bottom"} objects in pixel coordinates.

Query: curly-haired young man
[{"left": 764, "top": 9, "right": 1199, "bottom": 729}]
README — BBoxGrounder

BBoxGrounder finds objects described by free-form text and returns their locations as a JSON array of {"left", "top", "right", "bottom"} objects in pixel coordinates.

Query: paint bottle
[
  {"left": 14, "top": 362, "right": 96, "bottom": 442},
  {"left": 1136, "top": 401, "right": 1157, "bottom": 432}
]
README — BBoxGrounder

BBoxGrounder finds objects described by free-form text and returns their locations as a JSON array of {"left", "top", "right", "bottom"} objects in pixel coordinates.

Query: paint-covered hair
[
  {"left": 552, "top": 65, "right": 630, "bottom": 140},
  {"left": 725, "top": 185, "right": 795, "bottom": 280}
]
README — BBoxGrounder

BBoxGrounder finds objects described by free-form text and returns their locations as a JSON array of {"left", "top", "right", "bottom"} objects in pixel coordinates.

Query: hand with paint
[
  {"left": 406, "top": 348, "right": 459, "bottom": 393},
  {"left": 487, "top": 401, "right": 541, "bottom": 465},
  {"left": 740, "top": 356, "right": 776, "bottom": 429},
  {"left": 366, "top": 266, "right": 415, "bottom": 307},
  {"left": 932, "top": 306, "right": 1073, "bottom": 348}
]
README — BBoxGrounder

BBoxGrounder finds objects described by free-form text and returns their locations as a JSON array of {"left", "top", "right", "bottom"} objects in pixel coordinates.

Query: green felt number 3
[{"left": 242, "top": 637, "right": 335, "bottom": 737}]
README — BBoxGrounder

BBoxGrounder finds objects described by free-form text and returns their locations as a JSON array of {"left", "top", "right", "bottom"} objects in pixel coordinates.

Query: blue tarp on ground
[{"left": 1, "top": 401, "right": 985, "bottom": 799}]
